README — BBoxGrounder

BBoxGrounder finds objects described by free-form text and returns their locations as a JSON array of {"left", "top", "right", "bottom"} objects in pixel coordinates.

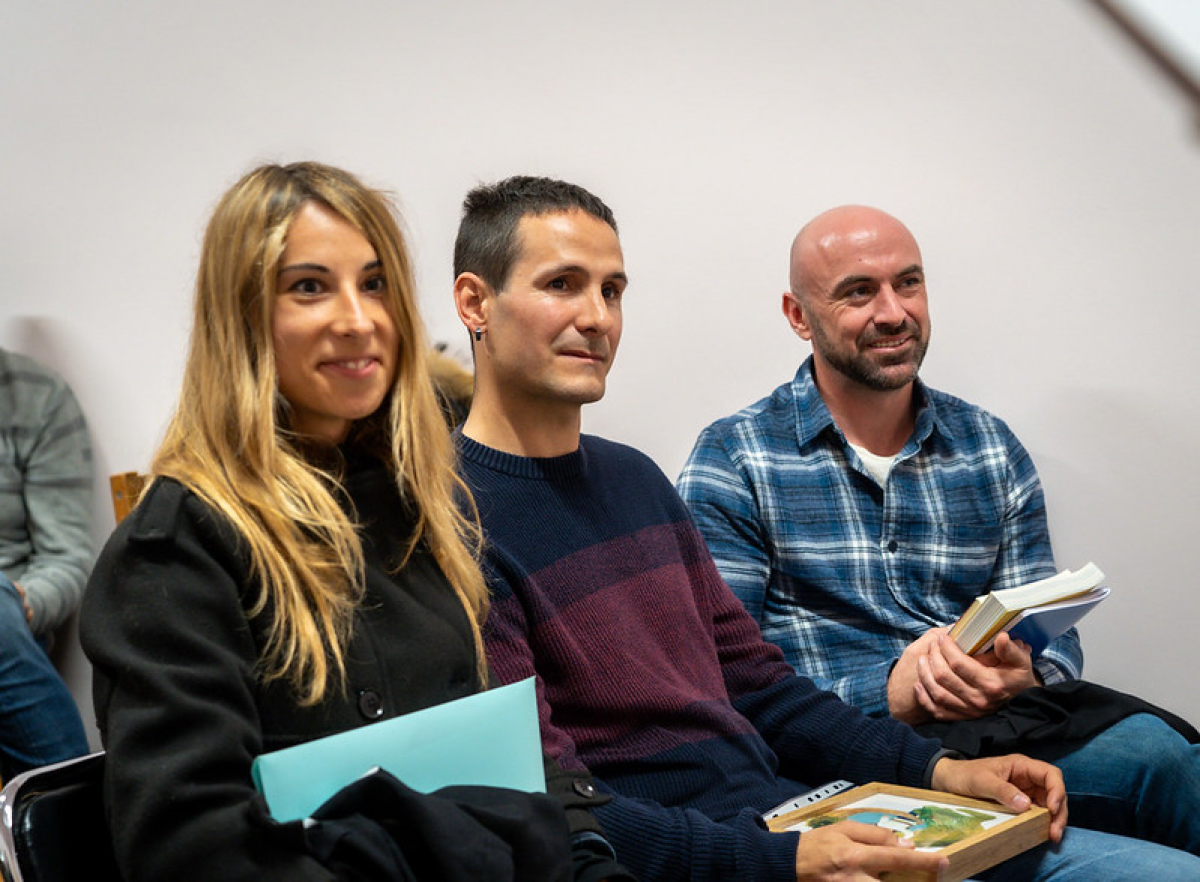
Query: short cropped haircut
[{"left": 453, "top": 175, "right": 618, "bottom": 291}]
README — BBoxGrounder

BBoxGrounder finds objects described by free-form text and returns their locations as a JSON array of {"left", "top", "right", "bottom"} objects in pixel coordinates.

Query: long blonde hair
[{"left": 153, "top": 161, "right": 487, "bottom": 704}]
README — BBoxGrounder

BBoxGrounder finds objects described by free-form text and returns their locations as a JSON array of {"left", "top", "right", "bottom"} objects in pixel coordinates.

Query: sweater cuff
[{"left": 737, "top": 819, "right": 800, "bottom": 881}]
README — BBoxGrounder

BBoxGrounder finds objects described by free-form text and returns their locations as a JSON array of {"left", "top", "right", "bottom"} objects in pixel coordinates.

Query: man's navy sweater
[{"left": 458, "top": 433, "right": 942, "bottom": 882}]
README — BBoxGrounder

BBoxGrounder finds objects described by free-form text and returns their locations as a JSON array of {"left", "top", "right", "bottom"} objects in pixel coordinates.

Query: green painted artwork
[{"left": 804, "top": 803, "right": 996, "bottom": 848}]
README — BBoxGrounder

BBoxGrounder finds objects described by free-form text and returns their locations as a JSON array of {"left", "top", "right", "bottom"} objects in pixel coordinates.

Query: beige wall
[{"left": 4, "top": 0, "right": 1198, "bottom": 743}]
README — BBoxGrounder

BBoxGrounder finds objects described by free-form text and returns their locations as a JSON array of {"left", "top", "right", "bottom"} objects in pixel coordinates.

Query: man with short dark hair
[
  {"left": 452, "top": 180, "right": 1199, "bottom": 880},
  {"left": 678, "top": 204, "right": 1200, "bottom": 858}
]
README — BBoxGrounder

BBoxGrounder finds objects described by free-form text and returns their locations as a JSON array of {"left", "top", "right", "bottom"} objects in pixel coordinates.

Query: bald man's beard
[{"left": 809, "top": 319, "right": 929, "bottom": 392}]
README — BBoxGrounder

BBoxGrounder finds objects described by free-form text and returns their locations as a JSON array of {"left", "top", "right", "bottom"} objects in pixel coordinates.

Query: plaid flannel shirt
[{"left": 677, "top": 357, "right": 1080, "bottom": 718}]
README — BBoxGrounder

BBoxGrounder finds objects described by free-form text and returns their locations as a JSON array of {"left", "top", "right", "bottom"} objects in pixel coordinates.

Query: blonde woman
[{"left": 81, "top": 162, "right": 628, "bottom": 882}]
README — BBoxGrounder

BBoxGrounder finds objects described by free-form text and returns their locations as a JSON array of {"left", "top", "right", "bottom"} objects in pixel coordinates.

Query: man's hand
[
  {"left": 931, "top": 755, "right": 1067, "bottom": 843},
  {"left": 793, "top": 821, "right": 948, "bottom": 880},
  {"left": 13, "top": 580, "right": 33, "bottom": 623},
  {"left": 888, "top": 628, "right": 1037, "bottom": 724},
  {"left": 887, "top": 629, "right": 943, "bottom": 724}
]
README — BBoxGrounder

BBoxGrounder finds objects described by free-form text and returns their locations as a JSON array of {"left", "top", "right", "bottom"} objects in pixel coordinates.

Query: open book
[{"left": 948, "top": 563, "right": 1108, "bottom": 657}]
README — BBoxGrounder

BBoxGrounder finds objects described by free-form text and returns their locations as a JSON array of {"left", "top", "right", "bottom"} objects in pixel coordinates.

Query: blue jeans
[
  {"left": 0, "top": 574, "right": 89, "bottom": 778},
  {"left": 980, "top": 826, "right": 1200, "bottom": 880},
  {"left": 1020, "top": 712, "right": 1200, "bottom": 854}
]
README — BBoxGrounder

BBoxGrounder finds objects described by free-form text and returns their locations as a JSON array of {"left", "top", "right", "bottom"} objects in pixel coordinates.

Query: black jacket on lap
[{"left": 917, "top": 680, "right": 1199, "bottom": 757}]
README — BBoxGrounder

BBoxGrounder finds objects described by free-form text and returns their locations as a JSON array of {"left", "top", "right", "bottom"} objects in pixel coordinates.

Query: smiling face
[
  {"left": 475, "top": 209, "right": 627, "bottom": 421},
  {"left": 785, "top": 206, "right": 930, "bottom": 393},
  {"left": 272, "top": 201, "right": 398, "bottom": 443}
]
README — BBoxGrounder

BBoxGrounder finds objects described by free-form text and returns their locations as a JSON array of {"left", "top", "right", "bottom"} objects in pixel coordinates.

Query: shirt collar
[{"left": 789, "top": 357, "right": 838, "bottom": 448}]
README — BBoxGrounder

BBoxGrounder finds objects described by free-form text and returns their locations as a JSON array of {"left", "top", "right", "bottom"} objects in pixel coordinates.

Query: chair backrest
[
  {"left": 0, "top": 753, "right": 120, "bottom": 882},
  {"left": 108, "top": 473, "right": 147, "bottom": 525}
]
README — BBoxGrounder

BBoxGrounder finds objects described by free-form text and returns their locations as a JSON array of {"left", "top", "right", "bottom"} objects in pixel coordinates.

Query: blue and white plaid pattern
[{"left": 678, "top": 358, "right": 1080, "bottom": 718}]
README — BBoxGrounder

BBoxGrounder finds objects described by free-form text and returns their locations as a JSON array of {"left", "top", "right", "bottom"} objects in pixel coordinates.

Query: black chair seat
[{"left": 0, "top": 753, "right": 120, "bottom": 882}]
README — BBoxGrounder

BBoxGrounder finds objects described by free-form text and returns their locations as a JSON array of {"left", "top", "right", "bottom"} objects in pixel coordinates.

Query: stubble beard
[{"left": 811, "top": 321, "right": 929, "bottom": 392}]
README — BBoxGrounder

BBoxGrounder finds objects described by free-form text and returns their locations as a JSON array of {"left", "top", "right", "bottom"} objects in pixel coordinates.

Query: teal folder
[{"left": 251, "top": 677, "right": 545, "bottom": 822}]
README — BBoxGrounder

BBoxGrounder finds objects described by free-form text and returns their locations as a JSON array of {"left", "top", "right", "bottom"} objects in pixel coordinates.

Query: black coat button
[
  {"left": 357, "top": 689, "right": 384, "bottom": 720},
  {"left": 572, "top": 779, "right": 597, "bottom": 799},
  {"left": 887, "top": 540, "right": 898, "bottom": 553}
]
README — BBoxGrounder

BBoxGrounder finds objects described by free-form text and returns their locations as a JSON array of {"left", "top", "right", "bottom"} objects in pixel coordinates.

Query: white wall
[{"left": 4, "top": 0, "right": 1198, "bottom": 742}]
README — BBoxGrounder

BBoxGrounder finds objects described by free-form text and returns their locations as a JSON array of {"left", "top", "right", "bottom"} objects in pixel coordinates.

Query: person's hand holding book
[{"left": 888, "top": 628, "right": 1038, "bottom": 724}]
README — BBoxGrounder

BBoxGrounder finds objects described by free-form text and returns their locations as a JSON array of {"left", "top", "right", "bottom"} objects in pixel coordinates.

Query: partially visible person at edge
[
  {"left": 448, "top": 175, "right": 1200, "bottom": 880},
  {"left": 80, "top": 161, "right": 632, "bottom": 882},
  {"left": 678, "top": 204, "right": 1200, "bottom": 857},
  {"left": 0, "top": 346, "right": 92, "bottom": 780}
]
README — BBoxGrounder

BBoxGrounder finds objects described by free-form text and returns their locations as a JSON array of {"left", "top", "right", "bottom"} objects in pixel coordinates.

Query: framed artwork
[{"left": 765, "top": 783, "right": 1050, "bottom": 882}]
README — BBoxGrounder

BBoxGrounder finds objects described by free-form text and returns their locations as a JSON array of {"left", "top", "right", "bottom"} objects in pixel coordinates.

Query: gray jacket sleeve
[{"left": 0, "top": 352, "right": 94, "bottom": 633}]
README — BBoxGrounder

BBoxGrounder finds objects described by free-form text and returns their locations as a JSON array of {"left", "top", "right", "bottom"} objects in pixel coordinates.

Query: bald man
[{"left": 678, "top": 205, "right": 1200, "bottom": 856}]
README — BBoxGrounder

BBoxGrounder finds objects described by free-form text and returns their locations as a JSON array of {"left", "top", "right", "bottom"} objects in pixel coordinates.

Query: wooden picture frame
[{"left": 765, "top": 782, "right": 1050, "bottom": 882}]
